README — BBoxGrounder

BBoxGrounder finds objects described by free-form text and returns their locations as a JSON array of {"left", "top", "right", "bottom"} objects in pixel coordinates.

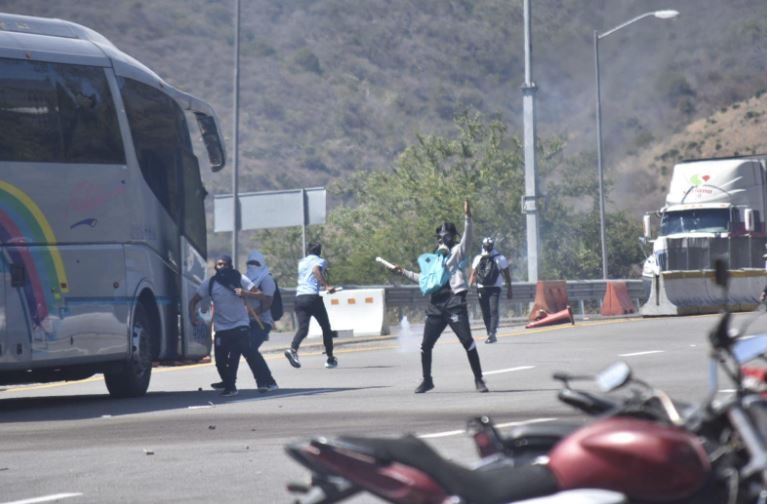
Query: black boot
[{"left": 415, "top": 377, "right": 434, "bottom": 394}]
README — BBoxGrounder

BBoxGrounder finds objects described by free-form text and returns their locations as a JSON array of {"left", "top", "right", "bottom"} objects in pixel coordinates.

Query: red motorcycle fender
[
  {"left": 299, "top": 443, "right": 448, "bottom": 504},
  {"left": 548, "top": 417, "right": 710, "bottom": 501}
]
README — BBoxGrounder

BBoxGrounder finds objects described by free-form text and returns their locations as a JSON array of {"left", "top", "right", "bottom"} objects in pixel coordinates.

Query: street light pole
[
  {"left": 231, "top": 0, "right": 241, "bottom": 264},
  {"left": 594, "top": 30, "right": 607, "bottom": 280},
  {"left": 522, "top": 0, "right": 540, "bottom": 284},
  {"left": 593, "top": 9, "right": 679, "bottom": 279}
]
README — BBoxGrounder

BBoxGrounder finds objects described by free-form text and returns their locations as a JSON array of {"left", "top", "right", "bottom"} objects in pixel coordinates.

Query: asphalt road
[{"left": 3, "top": 312, "right": 767, "bottom": 503}]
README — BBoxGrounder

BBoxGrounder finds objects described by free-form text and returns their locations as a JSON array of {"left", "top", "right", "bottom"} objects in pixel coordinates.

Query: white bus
[{"left": 0, "top": 13, "right": 225, "bottom": 397}]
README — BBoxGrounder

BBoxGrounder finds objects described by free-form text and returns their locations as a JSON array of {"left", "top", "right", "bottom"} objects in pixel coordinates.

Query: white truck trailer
[{"left": 641, "top": 156, "right": 767, "bottom": 315}]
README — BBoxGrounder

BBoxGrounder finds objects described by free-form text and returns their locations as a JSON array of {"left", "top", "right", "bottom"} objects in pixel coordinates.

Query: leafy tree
[{"left": 247, "top": 114, "right": 644, "bottom": 285}]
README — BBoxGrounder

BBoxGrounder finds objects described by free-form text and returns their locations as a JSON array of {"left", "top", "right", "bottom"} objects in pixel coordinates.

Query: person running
[
  {"left": 284, "top": 242, "right": 339, "bottom": 369},
  {"left": 389, "top": 199, "right": 488, "bottom": 394},
  {"left": 469, "top": 237, "right": 512, "bottom": 344},
  {"left": 188, "top": 254, "right": 253, "bottom": 397}
]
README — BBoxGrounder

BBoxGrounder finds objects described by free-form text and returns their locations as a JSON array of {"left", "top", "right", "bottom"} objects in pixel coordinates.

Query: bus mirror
[
  {"left": 642, "top": 214, "right": 652, "bottom": 239},
  {"left": 194, "top": 113, "right": 226, "bottom": 172},
  {"left": 745, "top": 208, "right": 755, "bottom": 232}
]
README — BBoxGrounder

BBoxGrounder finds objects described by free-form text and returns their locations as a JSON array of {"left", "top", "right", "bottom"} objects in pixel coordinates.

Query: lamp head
[{"left": 654, "top": 10, "right": 679, "bottom": 19}]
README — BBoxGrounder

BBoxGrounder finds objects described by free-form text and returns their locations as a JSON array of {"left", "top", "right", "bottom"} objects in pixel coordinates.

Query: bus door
[
  {"left": 179, "top": 149, "right": 211, "bottom": 359},
  {"left": 0, "top": 252, "right": 7, "bottom": 359},
  {"left": 179, "top": 237, "right": 210, "bottom": 359},
  {"left": 0, "top": 247, "right": 47, "bottom": 358}
]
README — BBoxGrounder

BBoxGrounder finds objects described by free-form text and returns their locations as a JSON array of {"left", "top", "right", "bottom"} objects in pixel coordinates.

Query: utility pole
[
  {"left": 522, "top": 0, "right": 540, "bottom": 283},
  {"left": 231, "top": 0, "right": 241, "bottom": 264}
]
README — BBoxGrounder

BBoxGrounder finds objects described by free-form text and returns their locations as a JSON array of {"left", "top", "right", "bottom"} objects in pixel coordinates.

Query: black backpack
[
  {"left": 269, "top": 276, "right": 284, "bottom": 321},
  {"left": 476, "top": 254, "right": 500, "bottom": 286}
]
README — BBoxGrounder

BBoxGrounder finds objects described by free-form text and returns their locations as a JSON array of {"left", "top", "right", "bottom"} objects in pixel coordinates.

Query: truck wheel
[{"left": 104, "top": 304, "right": 153, "bottom": 398}]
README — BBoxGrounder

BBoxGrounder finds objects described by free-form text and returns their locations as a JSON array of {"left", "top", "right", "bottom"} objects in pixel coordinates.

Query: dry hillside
[{"left": 615, "top": 91, "right": 767, "bottom": 216}]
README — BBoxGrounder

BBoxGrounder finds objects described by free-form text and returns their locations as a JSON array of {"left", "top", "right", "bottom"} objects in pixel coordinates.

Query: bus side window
[
  {"left": 120, "top": 78, "right": 183, "bottom": 224},
  {"left": 0, "top": 57, "right": 124, "bottom": 164}
]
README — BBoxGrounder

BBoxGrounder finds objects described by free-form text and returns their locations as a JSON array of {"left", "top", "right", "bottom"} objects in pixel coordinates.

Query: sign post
[{"left": 214, "top": 188, "right": 327, "bottom": 247}]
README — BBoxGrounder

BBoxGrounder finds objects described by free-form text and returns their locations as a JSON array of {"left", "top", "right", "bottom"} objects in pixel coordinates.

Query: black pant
[
  {"left": 245, "top": 320, "right": 276, "bottom": 387},
  {"left": 421, "top": 291, "right": 483, "bottom": 381},
  {"left": 478, "top": 286, "right": 501, "bottom": 336},
  {"left": 291, "top": 294, "right": 335, "bottom": 357},
  {"left": 214, "top": 326, "right": 250, "bottom": 390}
]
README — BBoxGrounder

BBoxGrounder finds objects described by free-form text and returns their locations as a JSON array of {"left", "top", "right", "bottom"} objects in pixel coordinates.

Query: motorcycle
[{"left": 286, "top": 262, "right": 767, "bottom": 503}]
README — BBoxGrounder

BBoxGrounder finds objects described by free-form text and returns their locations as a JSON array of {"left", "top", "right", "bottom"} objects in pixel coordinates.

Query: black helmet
[{"left": 435, "top": 222, "right": 458, "bottom": 239}]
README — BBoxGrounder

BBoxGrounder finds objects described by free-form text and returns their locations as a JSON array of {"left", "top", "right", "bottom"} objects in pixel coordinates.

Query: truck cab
[{"left": 642, "top": 156, "right": 767, "bottom": 283}]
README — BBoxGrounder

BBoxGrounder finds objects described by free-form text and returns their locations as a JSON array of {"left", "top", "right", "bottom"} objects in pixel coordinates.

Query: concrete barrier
[
  {"left": 601, "top": 281, "right": 636, "bottom": 316},
  {"left": 308, "top": 288, "right": 388, "bottom": 337},
  {"left": 641, "top": 269, "right": 767, "bottom": 316}
]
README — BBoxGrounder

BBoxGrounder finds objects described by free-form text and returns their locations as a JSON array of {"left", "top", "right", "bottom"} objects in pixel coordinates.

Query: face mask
[
  {"left": 436, "top": 243, "right": 450, "bottom": 255},
  {"left": 439, "top": 234, "right": 455, "bottom": 249}
]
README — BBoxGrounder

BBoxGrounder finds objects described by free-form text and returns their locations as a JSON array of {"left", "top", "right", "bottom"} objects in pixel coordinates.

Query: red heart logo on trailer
[{"left": 702, "top": 175, "right": 710, "bottom": 182}]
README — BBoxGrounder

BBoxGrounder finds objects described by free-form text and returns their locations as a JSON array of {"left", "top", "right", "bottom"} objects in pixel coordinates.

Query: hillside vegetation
[{"left": 3, "top": 0, "right": 767, "bottom": 272}]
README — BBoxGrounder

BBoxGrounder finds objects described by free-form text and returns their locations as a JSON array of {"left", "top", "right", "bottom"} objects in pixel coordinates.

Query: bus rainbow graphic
[{"left": 0, "top": 181, "right": 69, "bottom": 326}]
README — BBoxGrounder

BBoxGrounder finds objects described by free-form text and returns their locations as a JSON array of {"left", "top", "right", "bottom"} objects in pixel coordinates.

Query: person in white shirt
[
  {"left": 469, "top": 237, "right": 512, "bottom": 344},
  {"left": 284, "top": 242, "right": 339, "bottom": 369}
]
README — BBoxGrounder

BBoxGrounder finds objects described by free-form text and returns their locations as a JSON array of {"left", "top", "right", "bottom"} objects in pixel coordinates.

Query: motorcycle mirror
[
  {"left": 732, "top": 334, "right": 767, "bottom": 364},
  {"left": 595, "top": 361, "right": 632, "bottom": 392}
]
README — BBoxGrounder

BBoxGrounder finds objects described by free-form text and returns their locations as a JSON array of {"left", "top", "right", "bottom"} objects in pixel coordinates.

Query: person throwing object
[
  {"left": 387, "top": 199, "right": 488, "bottom": 394},
  {"left": 285, "top": 242, "right": 339, "bottom": 369}
]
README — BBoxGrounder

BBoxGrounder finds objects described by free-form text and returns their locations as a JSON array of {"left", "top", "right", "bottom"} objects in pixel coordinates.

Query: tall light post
[
  {"left": 231, "top": 0, "right": 241, "bottom": 263},
  {"left": 594, "top": 9, "right": 679, "bottom": 279},
  {"left": 522, "top": 0, "right": 540, "bottom": 284}
]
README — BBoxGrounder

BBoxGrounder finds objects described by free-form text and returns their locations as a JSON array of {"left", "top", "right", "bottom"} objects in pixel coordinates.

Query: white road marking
[
  {"left": 419, "top": 417, "right": 557, "bottom": 439},
  {"left": 3, "top": 493, "right": 83, "bottom": 504},
  {"left": 484, "top": 366, "right": 535, "bottom": 376},
  {"left": 618, "top": 350, "right": 664, "bottom": 357}
]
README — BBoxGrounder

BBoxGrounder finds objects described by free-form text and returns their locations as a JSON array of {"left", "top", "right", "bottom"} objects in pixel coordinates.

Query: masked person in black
[
  {"left": 388, "top": 200, "right": 488, "bottom": 394},
  {"left": 189, "top": 254, "right": 255, "bottom": 397}
]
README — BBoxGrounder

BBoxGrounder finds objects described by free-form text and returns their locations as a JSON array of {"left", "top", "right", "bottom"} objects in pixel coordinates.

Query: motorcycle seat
[
  {"left": 505, "top": 422, "right": 582, "bottom": 450},
  {"left": 337, "top": 434, "right": 560, "bottom": 503}
]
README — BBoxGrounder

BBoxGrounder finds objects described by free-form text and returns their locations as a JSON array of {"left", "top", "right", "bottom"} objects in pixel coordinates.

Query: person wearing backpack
[
  {"left": 470, "top": 237, "right": 513, "bottom": 344},
  {"left": 388, "top": 199, "right": 488, "bottom": 394},
  {"left": 241, "top": 250, "right": 279, "bottom": 392},
  {"left": 284, "top": 242, "right": 339, "bottom": 369},
  {"left": 188, "top": 254, "right": 255, "bottom": 397}
]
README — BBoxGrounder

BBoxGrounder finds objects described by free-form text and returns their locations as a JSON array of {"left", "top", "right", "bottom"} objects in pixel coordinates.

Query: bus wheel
[{"left": 105, "top": 304, "right": 153, "bottom": 398}]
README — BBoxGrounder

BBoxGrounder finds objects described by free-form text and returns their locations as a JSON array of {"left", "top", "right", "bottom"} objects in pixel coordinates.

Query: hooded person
[
  {"left": 188, "top": 254, "right": 255, "bottom": 397},
  {"left": 284, "top": 242, "right": 339, "bottom": 369},
  {"left": 240, "top": 250, "right": 279, "bottom": 392},
  {"left": 388, "top": 199, "right": 489, "bottom": 394}
]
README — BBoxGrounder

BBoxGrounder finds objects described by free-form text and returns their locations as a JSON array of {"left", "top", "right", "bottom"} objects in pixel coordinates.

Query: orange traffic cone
[{"left": 525, "top": 306, "right": 574, "bottom": 329}]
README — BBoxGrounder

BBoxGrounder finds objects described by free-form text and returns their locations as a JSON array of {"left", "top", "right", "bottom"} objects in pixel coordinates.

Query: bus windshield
[{"left": 660, "top": 208, "right": 731, "bottom": 236}]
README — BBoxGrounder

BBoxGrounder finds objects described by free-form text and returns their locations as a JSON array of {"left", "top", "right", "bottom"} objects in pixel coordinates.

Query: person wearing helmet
[
  {"left": 388, "top": 199, "right": 488, "bottom": 394},
  {"left": 470, "top": 237, "right": 513, "bottom": 344}
]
